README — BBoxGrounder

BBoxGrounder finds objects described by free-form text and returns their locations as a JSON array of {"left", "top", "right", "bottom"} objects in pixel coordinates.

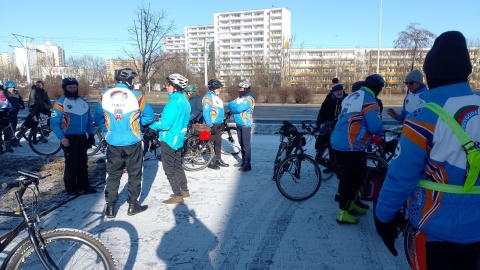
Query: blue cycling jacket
[
  {"left": 228, "top": 92, "right": 255, "bottom": 127},
  {"left": 393, "top": 85, "right": 428, "bottom": 122},
  {"left": 202, "top": 91, "right": 224, "bottom": 126},
  {"left": 51, "top": 96, "right": 94, "bottom": 140}
]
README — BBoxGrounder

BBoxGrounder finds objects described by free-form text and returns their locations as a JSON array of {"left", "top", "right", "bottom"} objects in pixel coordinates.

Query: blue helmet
[{"left": 5, "top": 81, "right": 16, "bottom": 88}]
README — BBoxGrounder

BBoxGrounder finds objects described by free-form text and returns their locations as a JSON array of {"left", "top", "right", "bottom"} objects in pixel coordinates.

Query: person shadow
[{"left": 157, "top": 204, "right": 218, "bottom": 269}]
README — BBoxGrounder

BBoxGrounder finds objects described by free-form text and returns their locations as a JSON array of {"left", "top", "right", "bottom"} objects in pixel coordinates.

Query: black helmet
[
  {"left": 61, "top": 77, "right": 78, "bottom": 90},
  {"left": 208, "top": 79, "right": 223, "bottom": 90},
  {"left": 115, "top": 67, "right": 137, "bottom": 88},
  {"left": 351, "top": 81, "right": 365, "bottom": 92},
  {"left": 364, "top": 74, "right": 385, "bottom": 96}
]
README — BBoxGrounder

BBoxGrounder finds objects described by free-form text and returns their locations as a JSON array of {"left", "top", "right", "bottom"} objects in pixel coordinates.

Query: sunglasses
[{"left": 404, "top": 81, "right": 415, "bottom": 86}]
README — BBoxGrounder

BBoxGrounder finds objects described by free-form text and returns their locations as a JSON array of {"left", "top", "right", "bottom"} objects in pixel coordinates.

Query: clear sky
[{"left": 1, "top": 0, "right": 479, "bottom": 60}]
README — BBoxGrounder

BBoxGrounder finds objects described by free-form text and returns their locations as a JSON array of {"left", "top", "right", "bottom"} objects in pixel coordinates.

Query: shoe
[
  {"left": 355, "top": 199, "right": 370, "bottom": 210},
  {"left": 105, "top": 203, "right": 116, "bottom": 218},
  {"left": 81, "top": 187, "right": 97, "bottom": 194},
  {"left": 208, "top": 162, "right": 220, "bottom": 170},
  {"left": 127, "top": 201, "right": 148, "bottom": 216},
  {"left": 336, "top": 209, "right": 360, "bottom": 224},
  {"left": 217, "top": 159, "right": 229, "bottom": 167},
  {"left": 163, "top": 195, "right": 184, "bottom": 204},
  {"left": 238, "top": 163, "right": 251, "bottom": 172},
  {"left": 170, "top": 190, "right": 190, "bottom": 198},
  {"left": 348, "top": 201, "right": 367, "bottom": 216},
  {"left": 66, "top": 190, "right": 79, "bottom": 196},
  {"left": 233, "top": 163, "right": 244, "bottom": 167},
  {"left": 334, "top": 193, "right": 340, "bottom": 202}
]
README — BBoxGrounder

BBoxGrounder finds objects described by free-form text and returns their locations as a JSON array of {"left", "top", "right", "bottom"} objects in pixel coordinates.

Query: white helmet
[
  {"left": 167, "top": 74, "right": 188, "bottom": 89},
  {"left": 238, "top": 81, "right": 251, "bottom": 89}
]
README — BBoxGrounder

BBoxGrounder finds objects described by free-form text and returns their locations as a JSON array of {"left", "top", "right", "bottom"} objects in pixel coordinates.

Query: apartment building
[
  {"left": 184, "top": 25, "right": 215, "bottom": 73},
  {"left": 164, "top": 35, "right": 186, "bottom": 54},
  {"left": 13, "top": 42, "right": 65, "bottom": 78},
  {"left": 37, "top": 42, "right": 65, "bottom": 67},
  {"left": 105, "top": 59, "right": 140, "bottom": 80}
]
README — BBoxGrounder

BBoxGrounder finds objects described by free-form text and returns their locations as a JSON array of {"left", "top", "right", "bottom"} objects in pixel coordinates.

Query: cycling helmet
[
  {"left": 5, "top": 81, "right": 16, "bottom": 89},
  {"left": 207, "top": 79, "right": 223, "bottom": 90},
  {"left": 351, "top": 81, "right": 365, "bottom": 92},
  {"left": 364, "top": 74, "right": 385, "bottom": 96},
  {"left": 114, "top": 67, "right": 137, "bottom": 88},
  {"left": 238, "top": 81, "right": 251, "bottom": 89},
  {"left": 61, "top": 77, "right": 78, "bottom": 90},
  {"left": 166, "top": 73, "right": 188, "bottom": 91},
  {"left": 184, "top": 85, "right": 197, "bottom": 93}
]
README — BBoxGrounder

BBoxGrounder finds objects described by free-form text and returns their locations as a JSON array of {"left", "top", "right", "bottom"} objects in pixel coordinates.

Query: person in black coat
[
  {"left": 184, "top": 85, "right": 203, "bottom": 123},
  {"left": 4, "top": 81, "right": 24, "bottom": 147}
]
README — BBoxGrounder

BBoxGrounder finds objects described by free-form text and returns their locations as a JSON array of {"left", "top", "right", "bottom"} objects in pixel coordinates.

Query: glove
[
  {"left": 210, "top": 126, "right": 216, "bottom": 135},
  {"left": 226, "top": 111, "right": 232, "bottom": 117},
  {"left": 372, "top": 135, "right": 382, "bottom": 145},
  {"left": 374, "top": 211, "right": 399, "bottom": 256},
  {"left": 87, "top": 134, "right": 95, "bottom": 149}
]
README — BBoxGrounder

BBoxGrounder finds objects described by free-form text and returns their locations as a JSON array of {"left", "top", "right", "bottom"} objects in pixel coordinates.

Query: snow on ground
[{"left": 1, "top": 132, "right": 409, "bottom": 270}]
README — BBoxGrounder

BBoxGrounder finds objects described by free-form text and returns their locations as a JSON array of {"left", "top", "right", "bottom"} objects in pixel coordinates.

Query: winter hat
[
  {"left": 351, "top": 81, "right": 365, "bottom": 92},
  {"left": 405, "top": 69, "right": 423, "bottom": 84},
  {"left": 329, "top": 84, "right": 344, "bottom": 94},
  {"left": 423, "top": 31, "right": 472, "bottom": 89},
  {"left": 332, "top": 78, "right": 339, "bottom": 84}
]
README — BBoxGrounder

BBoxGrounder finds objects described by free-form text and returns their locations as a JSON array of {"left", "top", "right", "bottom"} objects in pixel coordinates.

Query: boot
[
  {"left": 127, "top": 201, "right": 148, "bottom": 216},
  {"left": 170, "top": 190, "right": 190, "bottom": 198},
  {"left": 348, "top": 201, "right": 367, "bottom": 215},
  {"left": 234, "top": 162, "right": 244, "bottom": 167},
  {"left": 208, "top": 161, "right": 220, "bottom": 170},
  {"left": 336, "top": 209, "right": 360, "bottom": 224},
  {"left": 217, "top": 159, "right": 229, "bottom": 167},
  {"left": 105, "top": 203, "right": 116, "bottom": 218},
  {"left": 238, "top": 163, "right": 251, "bottom": 172},
  {"left": 163, "top": 195, "right": 184, "bottom": 204}
]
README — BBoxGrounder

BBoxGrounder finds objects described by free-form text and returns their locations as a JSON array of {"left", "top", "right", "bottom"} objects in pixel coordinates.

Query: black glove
[
  {"left": 210, "top": 126, "right": 216, "bottom": 135},
  {"left": 374, "top": 210, "right": 399, "bottom": 256},
  {"left": 87, "top": 134, "right": 95, "bottom": 149}
]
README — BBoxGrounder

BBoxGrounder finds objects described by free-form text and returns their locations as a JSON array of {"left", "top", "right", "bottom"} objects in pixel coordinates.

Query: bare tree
[
  {"left": 126, "top": 3, "right": 175, "bottom": 93},
  {"left": 394, "top": 23, "right": 436, "bottom": 71},
  {"left": 0, "top": 62, "right": 21, "bottom": 83}
]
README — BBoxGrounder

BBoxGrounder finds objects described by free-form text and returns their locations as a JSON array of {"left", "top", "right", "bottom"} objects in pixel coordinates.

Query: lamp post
[
  {"left": 376, "top": 0, "right": 383, "bottom": 74},
  {"left": 335, "top": 35, "right": 339, "bottom": 78}
]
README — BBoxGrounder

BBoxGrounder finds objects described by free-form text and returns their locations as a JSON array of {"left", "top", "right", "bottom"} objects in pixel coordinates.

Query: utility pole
[
  {"left": 204, "top": 38, "right": 208, "bottom": 86},
  {"left": 376, "top": 0, "right": 383, "bottom": 74},
  {"left": 12, "top": 34, "right": 34, "bottom": 86}
]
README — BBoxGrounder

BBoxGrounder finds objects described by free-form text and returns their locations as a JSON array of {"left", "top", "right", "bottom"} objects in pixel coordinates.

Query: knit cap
[
  {"left": 329, "top": 84, "right": 344, "bottom": 93},
  {"left": 405, "top": 69, "right": 423, "bottom": 84}
]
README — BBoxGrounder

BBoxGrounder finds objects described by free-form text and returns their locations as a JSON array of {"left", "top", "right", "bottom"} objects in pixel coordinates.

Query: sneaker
[
  {"left": 348, "top": 201, "right": 367, "bottom": 216},
  {"left": 217, "top": 159, "right": 229, "bottom": 167},
  {"left": 336, "top": 209, "right": 360, "bottom": 224},
  {"left": 355, "top": 199, "right": 370, "bottom": 210},
  {"left": 163, "top": 195, "right": 184, "bottom": 204}
]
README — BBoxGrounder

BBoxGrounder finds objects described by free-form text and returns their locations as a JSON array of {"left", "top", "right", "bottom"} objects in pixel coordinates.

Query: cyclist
[
  {"left": 387, "top": 69, "right": 428, "bottom": 122},
  {"left": 150, "top": 74, "right": 191, "bottom": 204},
  {"left": 184, "top": 85, "right": 203, "bottom": 123},
  {"left": 375, "top": 31, "right": 480, "bottom": 270},
  {"left": 331, "top": 74, "right": 384, "bottom": 224},
  {"left": 0, "top": 89, "right": 12, "bottom": 152},
  {"left": 95, "top": 67, "right": 154, "bottom": 218},
  {"left": 228, "top": 81, "right": 255, "bottom": 172},
  {"left": 28, "top": 80, "right": 52, "bottom": 144},
  {"left": 4, "top": 81, "right": 24, "bottom": 147},
  {"left": 203, "top": 79, "right": 229, "bottom": 169},
  {"left": 51, "top": 77, "right": 96, "bottom": 195}
]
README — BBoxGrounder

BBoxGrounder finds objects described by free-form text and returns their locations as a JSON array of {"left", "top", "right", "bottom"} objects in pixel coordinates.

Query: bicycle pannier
[
  {"left": 192, "top": 123, "right": 211, "bottom": 136},
  {"left": 359, "top": 165, "right": 387, "bottom": 201}
]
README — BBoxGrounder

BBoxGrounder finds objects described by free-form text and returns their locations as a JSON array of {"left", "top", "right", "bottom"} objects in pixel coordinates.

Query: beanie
[
  {"left": 351, "top": 81, "right": 365, "bottom": 92},
  {"left": 405, "top": 69, "right": 423, "bottom": 84},
  {"left": 329, "top": 84, "right": 344, "bottom": 94},
  {"left": 332, "top": 78, "right": 339, "bottom": 84},
  {"left": 423, "top": 31, "right": 472, "bottom": 89}
]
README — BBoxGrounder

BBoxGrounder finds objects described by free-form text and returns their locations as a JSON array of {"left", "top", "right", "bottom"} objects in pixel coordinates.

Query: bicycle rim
[
  {"left": 87, "top": 130, "right": 104, "bottom": 156},
  {"left": 318, "top": 147, "right": 335, "bottom": 181},
  {"left": 182, "top": 139, "right": 214, "bottom": 171},
  {"left": 28, "top": 127, "right": 62, "bottom": 156},
  {"left": 7, "top": 228, "right": 117, "bottom": 270},
  {"left": 221, "top": 126, "right": 241, "bottom": 155},
  {"left": 275, "top": 154, "right": 321, "bottom": 201},
  {"left": 403, "top": 223, "right": 417, "bottom": 268}
]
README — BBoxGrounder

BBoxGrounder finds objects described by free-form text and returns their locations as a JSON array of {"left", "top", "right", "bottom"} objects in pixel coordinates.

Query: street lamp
[
  {"left": 335, "top": 35, "right": 339, "bottom": 78},
  {"left": 376, "top": 0, "right": 382, "bottom": 74}
]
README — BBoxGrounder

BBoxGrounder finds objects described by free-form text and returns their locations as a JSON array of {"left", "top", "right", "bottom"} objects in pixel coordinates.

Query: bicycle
[
  {"left": 87, "top": 124, "right": 107, "bottom": 156},
  {"left": 366, "top": 127, "right": 402, "bottom": 162},
  {"left": 0, "top": 169, "right": 117, "bottom": 269},
  {"left": 0, "top": 112, "right": 61, "bottom": 156},
  {"left": 181, "top": 122, "right": 215, "bottom": 171},
  {"left": 221, "top": 113, "right": 241, "bottom": 155},
  {"left": 272, "top": 120, "right": 321, "bottom": 201}
]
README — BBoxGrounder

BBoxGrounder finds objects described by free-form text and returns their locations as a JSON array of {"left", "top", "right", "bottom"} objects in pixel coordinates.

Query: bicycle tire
[
  {"left": 28, "top": 126, "right": 62, "bottom": 156},
  {"left": 7, "top": 228, "right": 117, "bottom": 270},
  {"left": 182, "top": 138, "right": 214, "bottom": 171},
  {"left": 275, "top": 154, "right": 321, "bottom": 201},
  {"left": 87, "top": 129, "right": 104, "bottom": 156},
  {"left": 403, "top": 221, "right": 416, "bottom": 268},
  {"left": 221, "top": 126, "right": 241, "bottom": 155},
  {"left": 317, "top": 147, "right": 335, "bottom": 181},
  {"left": 272, "top": 142, "right": 288, "bottom": 181}
]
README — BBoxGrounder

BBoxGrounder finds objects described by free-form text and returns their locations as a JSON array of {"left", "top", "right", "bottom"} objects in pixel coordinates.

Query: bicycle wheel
[
  {"left": 7, "top": 228, "right": 117, "bottom": 270},
  {"left": 272, "top": 143, "right": 288, "bottom": 181},
  {"left": 403, "top": 222, "right": 417, "bottom": 268},
  {"left": 275, "top": 154, "right": 321, "bottom": 201},
  {"left": 317, "top": 147, "right": 335, "bottom": 181},
  {"left": 221, "top": 126, "right": 241, "bottom": 155},
  {"left": 28, "top": 126, "right": 62, "bottom": 156},
  {"left": 182, "top": 138, "right": 214, "bottom": 171},
  {"left": 87, "top": 129, "right": 104, "bottom": 156}
]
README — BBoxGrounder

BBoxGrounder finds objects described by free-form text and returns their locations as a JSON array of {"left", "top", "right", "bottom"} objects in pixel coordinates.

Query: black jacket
[
  {"left": 188, "top": 94, "right": 203, "bottom": 123},
  {"left": 5, "top": 89, "right": 25, "bottom": 115},
  {"left": 28, "top": 86, "right": 52, "bottom": 113},
  {"left": 316, "top": 92, "right": 348, "bottom": 127}
]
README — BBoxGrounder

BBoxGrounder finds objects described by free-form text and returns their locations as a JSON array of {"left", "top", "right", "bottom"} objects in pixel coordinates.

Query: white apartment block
[
  {"left": 164, "top": 35, "right": 186, "bottom": 54},
  {"left": 37, "top": 42, "right": 65, "bottom": 67},
  {"left": 184, "top": 25, "right": 215, "bottom": 73},
  {"left": 14, "top": 42, "right": 65, "bottom": 78}
]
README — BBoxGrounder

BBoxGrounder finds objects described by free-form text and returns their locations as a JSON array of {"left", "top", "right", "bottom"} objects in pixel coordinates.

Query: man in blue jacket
[
  {"left": 375, "top": 31, "right": 480, "bottom": 269},
  {"left": 150, "top": 74, "right": 191, "bottom": 204},
  {"left": 228, "top": 81, "right": 255, "bottom": 172},
  {"left": 95, "top": 67, "right": 154, "bottom": 218}
]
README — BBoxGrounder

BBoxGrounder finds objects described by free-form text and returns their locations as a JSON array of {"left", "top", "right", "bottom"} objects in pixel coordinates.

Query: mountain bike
[
  {"left": 0, "top": 169, "right": 117, "bottom": 269},
  {"left": 87, "top": 125, "right": 107, "bottom": 156},
  {"left": 366, "top": 127, "right": 402, "bottom": 162},
  {"left": 221, "top": 113, "right": 241, "bottom": 155},
  {"left": 273, "top": 120, "right": 321, "bottom": 201},
  {"left": 0, "top": 112, "right": 61, "bottom": 156},
  {"left": 181, "top": 122, "right": 214, "bottom": 171}
]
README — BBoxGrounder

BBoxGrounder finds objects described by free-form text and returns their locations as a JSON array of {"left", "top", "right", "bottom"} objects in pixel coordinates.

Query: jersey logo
[
  {"left": 114, "top": 109, "right": 123, "bottom": 121},
  {"left": 110, "top": 90, "right": 128, "bottom": 101}
]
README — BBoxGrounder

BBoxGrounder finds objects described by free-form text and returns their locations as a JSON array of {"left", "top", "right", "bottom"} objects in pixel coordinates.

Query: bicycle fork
[{"left": 27, "top": 226, "right": 60, "bottom": 270}]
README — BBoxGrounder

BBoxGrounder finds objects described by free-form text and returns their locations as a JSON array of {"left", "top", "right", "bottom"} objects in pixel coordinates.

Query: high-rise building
[
  {"left": 184, "top": 25, "right": 214, "bottom": 73},
  {"left": 37, "top": 42, "right": 65, "bottom": 67},
  {"left": 164, "top": 35, "right": 186, "bottom": 54}
]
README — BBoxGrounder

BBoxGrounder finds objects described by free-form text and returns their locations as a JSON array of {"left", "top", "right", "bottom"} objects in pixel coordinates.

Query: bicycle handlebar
[{"left": 15, "top": 170, "right": 51, "bottom": 200}]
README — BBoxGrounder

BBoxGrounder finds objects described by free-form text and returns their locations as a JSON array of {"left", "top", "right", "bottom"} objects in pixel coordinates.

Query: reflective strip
[{"left": 418, "top": 179, "right": 480, "bottom": 194}]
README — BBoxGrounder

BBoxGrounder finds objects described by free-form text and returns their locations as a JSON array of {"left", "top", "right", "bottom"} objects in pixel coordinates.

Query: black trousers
[
  {"left": 105, "top": 142, "right": 143, "bottom": 204},
  {"left": 335, "top": 150, "right": 365, "bottom": 210},
  {"left": 62, "top": 134, "right": 90, "bottom": 192},
  {"left": 3, "top": 114, "right": 17, "bottom": 141},
  {"left": 237, "top": 126, "right": 252, "bottom": 165},
  {"left": 426, "top": 241, "right": 480, "bottom": 270},
  {"left": 210, "top": 124, "right": 223, "bottom": 160},
  {"left": 160, "top": 142, "right": 188, "bottom": 196}
]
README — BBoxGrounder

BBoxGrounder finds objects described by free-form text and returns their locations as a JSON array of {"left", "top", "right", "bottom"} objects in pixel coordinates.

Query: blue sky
[{"left": 1, "top": 0, "right": 479, "bottom": 60}]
